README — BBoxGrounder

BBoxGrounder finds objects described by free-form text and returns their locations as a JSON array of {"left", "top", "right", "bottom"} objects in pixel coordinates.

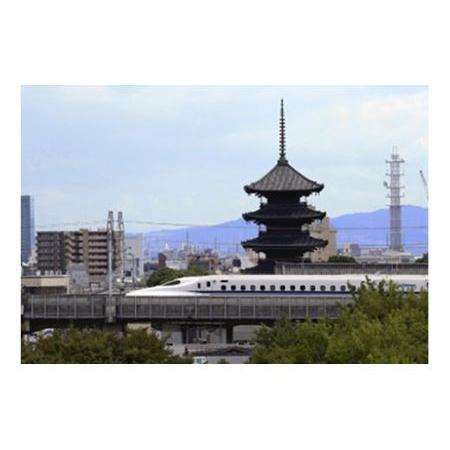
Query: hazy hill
[
  {"left": 144, "top": 205, "right": 428, "bottom": 256},
  {"left": 330, "top": 205, "right": 428, "bottom": 255}
]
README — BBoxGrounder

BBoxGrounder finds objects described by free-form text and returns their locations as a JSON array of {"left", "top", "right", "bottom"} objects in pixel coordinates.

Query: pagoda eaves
[{"left": 241, "top": 99, "right": 327, "bottom": 265}]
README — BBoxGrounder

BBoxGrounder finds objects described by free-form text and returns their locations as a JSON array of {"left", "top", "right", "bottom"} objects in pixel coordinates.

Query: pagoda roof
[
  {"left": 242, "top": 233, "right": 327, "bottom": 249},
  {"left": 243, "top": 203, "right": 326, "bottom": 222},
  {"left": 244, "top": 99, "right": 324, "bottom": 195},
  {"left": 244, "top": 161, "right": 324, "bottom": 195}
]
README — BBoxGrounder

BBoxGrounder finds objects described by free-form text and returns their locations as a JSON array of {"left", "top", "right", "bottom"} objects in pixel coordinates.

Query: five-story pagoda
[{"left": 241, "top": 100, "right": 327, "bottom": 267}]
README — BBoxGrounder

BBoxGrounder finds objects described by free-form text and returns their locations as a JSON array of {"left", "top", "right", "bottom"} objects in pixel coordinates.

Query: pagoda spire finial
[{"left": 278, "top": 98, "right": 288, "bottom": 164}]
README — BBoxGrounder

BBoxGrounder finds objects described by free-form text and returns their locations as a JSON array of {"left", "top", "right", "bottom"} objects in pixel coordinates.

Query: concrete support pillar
[
  {"left": 22, "top": 319, "right": 31, "bottom": 334},
  {"left": 181, "top": 326, "right": 188, "bottom": 345},
  {"left": 226, "top": 324, "right": 234, "bottom": 344}
]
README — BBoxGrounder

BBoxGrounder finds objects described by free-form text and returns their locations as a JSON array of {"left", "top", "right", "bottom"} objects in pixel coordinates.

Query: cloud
[{"left": 22, "top": 86, "right": 428, "bottom": 229}]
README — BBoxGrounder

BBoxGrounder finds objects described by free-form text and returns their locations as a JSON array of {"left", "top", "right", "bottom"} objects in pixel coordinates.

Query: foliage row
[
  {"left": 22, "top": 329, "right": 192, "bottom": 364},
  {"left": 250, "top": 280, "right": 428, "bottom": 364}
]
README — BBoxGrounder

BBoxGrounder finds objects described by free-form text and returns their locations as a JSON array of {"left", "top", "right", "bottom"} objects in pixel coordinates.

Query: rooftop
[{"left": 244, "top": 162, "right": 324, "bottom": 195}]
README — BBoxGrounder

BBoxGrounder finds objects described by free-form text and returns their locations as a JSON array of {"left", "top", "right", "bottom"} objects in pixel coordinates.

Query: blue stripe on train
[
  {"left": 196, "top": 290, "right": 350, "bottom": 295},
  {"left": 193, "top": 289, "right": 419, "bottom": 295}
]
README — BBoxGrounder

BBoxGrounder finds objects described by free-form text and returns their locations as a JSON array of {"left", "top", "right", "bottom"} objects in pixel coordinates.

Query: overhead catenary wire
[{"left": 36, "top": 219, "right": 428, "bottom": 231}]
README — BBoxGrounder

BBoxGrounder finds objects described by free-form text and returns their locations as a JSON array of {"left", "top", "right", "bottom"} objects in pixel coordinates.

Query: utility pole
[
  {"left": 106, "top": 211, "right": 115, "bottom": 323},
  {"left": 118, "top": 211, "right": 125, "bottom": 281},
  {"left": 385, "top": 146, "right": 405, "bottom": 251}
]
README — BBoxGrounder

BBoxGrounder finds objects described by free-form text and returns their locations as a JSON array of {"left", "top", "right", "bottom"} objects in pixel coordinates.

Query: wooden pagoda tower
[{"left": 241, "top": 99, "right": 327, "bottom": 268}]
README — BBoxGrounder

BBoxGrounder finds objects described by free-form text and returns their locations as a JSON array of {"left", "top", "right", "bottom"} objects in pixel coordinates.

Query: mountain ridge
[{"left": 143, "top": 205, "right": 428, "bottom": 256}]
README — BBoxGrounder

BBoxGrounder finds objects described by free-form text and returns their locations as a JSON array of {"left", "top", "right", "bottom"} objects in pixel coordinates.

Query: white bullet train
[{"left": 126, "top": 274, "right": 428, "bottom": 297}]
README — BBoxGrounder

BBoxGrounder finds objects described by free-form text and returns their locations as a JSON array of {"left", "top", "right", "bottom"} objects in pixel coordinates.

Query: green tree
[
  {"left": 22, "top": 328, "right": 193, "bottom": 364},
  {"left": 251, "top": 318, "right": 330, "bottom": 364},
  {"left": 328, "top": 255, "right": 357, "bottom": 263},
  {"left": 146, "top": 267, "right": 208, "bottom": 287},
  {"left": 249, "top": 280, "right": 428, "bottom": 364},
  {"left": 416, "top": 253, "right": 428, "bottom": 263}
]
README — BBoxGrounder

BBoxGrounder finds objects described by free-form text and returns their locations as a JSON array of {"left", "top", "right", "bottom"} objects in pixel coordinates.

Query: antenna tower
[{"left": 385, "top": 146, "right": 405, "bottom": 251}]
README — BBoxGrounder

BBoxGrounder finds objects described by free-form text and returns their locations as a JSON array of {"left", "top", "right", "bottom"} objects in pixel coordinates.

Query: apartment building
[{"left": 37, "top": 228, "right": 122, "bottom": 284}]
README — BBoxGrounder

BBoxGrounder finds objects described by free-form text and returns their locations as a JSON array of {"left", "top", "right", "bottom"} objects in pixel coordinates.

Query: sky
[{"left": 21, "top": 86, "right": 428, "bottom": 232}]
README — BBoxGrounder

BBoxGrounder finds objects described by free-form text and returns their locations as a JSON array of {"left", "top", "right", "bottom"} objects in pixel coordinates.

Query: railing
[
  {"left": 23, "top": 294, "right": 353, "bottom": 321},
  {"left": 276, "top": 262, "right": 428, "bottom": 275}
]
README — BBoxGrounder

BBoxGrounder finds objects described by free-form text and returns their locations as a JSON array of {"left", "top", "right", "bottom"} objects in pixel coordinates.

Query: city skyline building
[
  {"left": 21, "top": 195, "right": 35, "bottom": 264},
  {"left": 124, "top": 234, "right": 144, "bottom": 279},
  {"left": 37, "top": 228, "right": 122, "bottom": 286}
]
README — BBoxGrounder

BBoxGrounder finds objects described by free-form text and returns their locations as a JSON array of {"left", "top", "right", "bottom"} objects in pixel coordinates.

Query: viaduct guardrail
[
  {"left": 22, "top": 294, "right": 354, "bottom": 323},
  {"left": 275, "top": 262, "right": 428, "bottom": 275}
]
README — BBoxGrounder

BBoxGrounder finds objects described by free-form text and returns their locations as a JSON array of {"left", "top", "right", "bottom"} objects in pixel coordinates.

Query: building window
[
  {"left": 270, "top": 285, "right": 276, "bottom": 291},
  {"left": 240, "top": 285, "right": 246, "bottom": 291},
  {"left": 221, "top": 285, "right": 226, "bottom": 291},
  {"left": 310, "top": 285, "right": 316, "bottom": 291},
  {"left": 260, "top": 285, "right": 266, "bottom": 291}
]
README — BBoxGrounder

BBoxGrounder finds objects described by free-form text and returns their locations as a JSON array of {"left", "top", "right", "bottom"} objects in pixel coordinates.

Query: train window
[
  {"left": 280, "top": 285, "right": 286, "bottom": 291},
  {"left": 320, "top": 285, "right": 326, "bottom": 291},
  {"left": 330, "top": 285, "right": 336, "bottom": 291},
  {"left": 270, "top": 285, "right": 276, "bottom": 291},
  {"left": 340, "top": 285, "right": 346, "bottom": 292},
  {"left": 240, "top": 285, "right": 246, "bottom": 291},
  {"left": 300, "top": 285, "right": 306, "bottom": 291},
  {"left": 197, "top": 283, "right": 201, "bottom": 289},
  {"left": 250, "top": 285, "right": 256, "bottom": 291},
  {"left": 290, "top": 285, "right": 295, "bottom": 291},
  {"left": 260, "top": 285, "right": 266, "bottom": 291},
  {"left": 220, "top": 280, "right": 229, "bottom": 283},
  {"left": 221, "top": 285, "right": 226, "bottom": 291},
  {"left": 206, "top": 281, "right": 211, "bottom": 287},
  {"left": 310, "top": 285, "right": 316, "bottom": 291},
  {"left": 231, "top": 285, "right": 236, "bottom": 291}
]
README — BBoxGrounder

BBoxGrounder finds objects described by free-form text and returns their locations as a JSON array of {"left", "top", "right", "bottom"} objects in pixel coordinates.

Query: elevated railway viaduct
[{"left": 22, "top": 294, "right": 353, "bottom": 343}]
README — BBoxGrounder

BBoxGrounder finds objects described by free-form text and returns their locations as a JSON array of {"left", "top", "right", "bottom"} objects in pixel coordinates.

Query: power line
[
  {"left": 144, "top": 237, "right": 428, "bottom": 248},
  {"left": 36, "top": 219, "right": 428, "bottom": 232}
]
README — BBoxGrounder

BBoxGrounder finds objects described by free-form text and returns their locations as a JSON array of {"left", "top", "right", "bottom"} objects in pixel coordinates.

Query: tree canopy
[
  {"left": 416, "top": 253, "right": 428, "bottom": 263},
  {"left": 328, "top": 255, "right": 357, "bottom": 263},
  {"left": 250, "top": 280, "right": 428, "bottom": 364},
  {"left": 22, "top": 328, "right": 192, "bottom": 364}
]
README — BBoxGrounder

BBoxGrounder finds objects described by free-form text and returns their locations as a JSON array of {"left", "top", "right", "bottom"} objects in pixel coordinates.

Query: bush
[
  {"left": 22, "top": 328, "right": 193, "bottom": 364},
  {"left": 328, "top": 255, "right": 357, "bottom": 263},
  {"left": 416, "top": 253, "right": 428, "bottom": 263}
]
